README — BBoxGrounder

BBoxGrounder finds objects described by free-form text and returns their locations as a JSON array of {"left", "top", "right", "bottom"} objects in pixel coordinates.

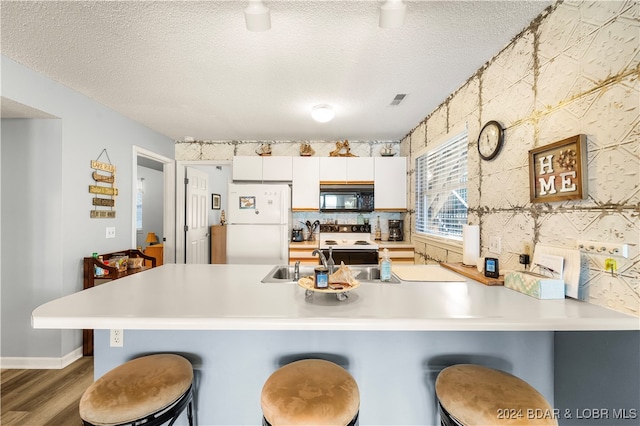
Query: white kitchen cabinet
[
  {"left": 346, "top": 157, "right": 374, "bottom": 182},
  {"left": 319, "top": 157, "right": 374, "bottom": 183},
  {"left": 263, "top": 156, "right": 293, "bottom": 181},
  {"left": 292, "top": 157, "right": 320, "bottom": 210},
  {"left": 319, "top": 157, "right": 347, "bottom": 183},
  {"left": 232, "top": 156, "right": 263, "bottom": 181},
  {"left": 374, "top": 156, "right": 407, "bottom": 210},
  {"left": 233, "top": 156, "right": 292, "bottom": 181}
]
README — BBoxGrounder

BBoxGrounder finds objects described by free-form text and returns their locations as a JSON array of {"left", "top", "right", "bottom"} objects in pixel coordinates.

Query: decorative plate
[{"left": 298, "top": 276, "right": 360, "bottom": 293}]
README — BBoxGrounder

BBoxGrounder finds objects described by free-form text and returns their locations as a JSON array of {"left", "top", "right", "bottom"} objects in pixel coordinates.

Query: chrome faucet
[
  {"left": 312, "top": 249, "right": 328, "bottom": 268},
  {"left": 293, "top": 261, "right": 300, "bottom": 281},
  {"left": 326, "top": 246, "right": 335, "bottom": 274}
]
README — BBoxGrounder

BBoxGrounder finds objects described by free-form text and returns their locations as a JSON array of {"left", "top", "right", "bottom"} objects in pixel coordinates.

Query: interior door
[{"left": 185, "top": 167, "right": 209, "bottom": 264}]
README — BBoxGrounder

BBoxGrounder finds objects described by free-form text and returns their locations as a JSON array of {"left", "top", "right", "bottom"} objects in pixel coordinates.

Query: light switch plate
[
  {"left": 106, "top": 227, "right": 116, "bottom": 239},
  {"left": 489, "top": 236, "right": 501, "bottom": 254}
]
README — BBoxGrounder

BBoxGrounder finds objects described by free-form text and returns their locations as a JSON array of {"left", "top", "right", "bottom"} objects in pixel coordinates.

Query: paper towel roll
[{"left": 462, "top": 225, "right": 480, "bottom": 266}]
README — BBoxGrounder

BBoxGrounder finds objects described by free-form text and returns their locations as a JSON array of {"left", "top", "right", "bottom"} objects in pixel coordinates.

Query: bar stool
[
  {"left": 79, "top": 354, "right": 195, "bottom": 426},
  {"left": 435, "top": 364, "right": 557, "bottom": 426},
  {"left": 260, "top": 359, "right": 360, "bottom": 426}
]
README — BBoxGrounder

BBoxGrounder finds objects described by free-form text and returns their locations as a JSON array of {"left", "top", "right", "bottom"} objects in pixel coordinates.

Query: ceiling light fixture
[
  {"left": 311, "top": 104, "right": 335, "bottom": 123},
  {"left": 379, "top": 0, "right": 407, "bottom": 29},
  {"left": 244, "top": 0, "right": 271, "bottom": 32}
]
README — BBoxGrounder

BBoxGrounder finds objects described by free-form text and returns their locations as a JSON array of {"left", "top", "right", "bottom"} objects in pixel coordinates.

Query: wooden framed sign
[{"left": 529, "top": 134, "right": 587, "bottom": 203}]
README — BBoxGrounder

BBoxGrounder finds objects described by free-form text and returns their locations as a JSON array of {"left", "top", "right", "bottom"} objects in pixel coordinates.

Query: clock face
[{"left": 478, "top": 121, "right": 503, "bottom": 161}]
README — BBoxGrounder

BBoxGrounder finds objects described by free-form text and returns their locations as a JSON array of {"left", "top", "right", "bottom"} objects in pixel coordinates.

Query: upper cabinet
[
  {"left": 346, "top": 157, "right": 375, "bottom": 182},
  {"left": 319, "top": 157, "right": 374, "bottom": 183},
  {"left": 319, "top": 157, "right": 347, "bottom": 182},
  {"left": 232, "top": 156, "right": 262, "bottom": 181},
  {"left": 374, "top": 157, "right": 407, "bottom": 210},
  {"left": 233, "top": 156, "right": 292, "bottom": 181},
  {"left": 292, "top": 157, "right": 320, "bottom": 210},
  {"left": 233, "top": 155, "right": 407, "bottom": 211},
  {"left": 263, "top": 156, "right": 293, "bottom": 181}
]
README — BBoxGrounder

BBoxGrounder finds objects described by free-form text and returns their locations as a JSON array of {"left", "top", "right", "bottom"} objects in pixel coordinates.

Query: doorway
[
  {"left": 175, "top": 161, "right": 232, "bottom": 264},
  {"left": 132, "top": 146, "right": 174, "bottom": 264}
]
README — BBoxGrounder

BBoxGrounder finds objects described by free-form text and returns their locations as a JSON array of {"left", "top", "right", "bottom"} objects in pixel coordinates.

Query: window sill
[{"left": 412, "top": 233, "right": 463, "bottom": 253}]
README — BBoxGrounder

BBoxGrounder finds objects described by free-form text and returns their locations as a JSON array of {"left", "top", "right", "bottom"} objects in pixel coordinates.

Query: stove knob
[{"left": 351, "top": 225, "right": 358, "bottom": 232}]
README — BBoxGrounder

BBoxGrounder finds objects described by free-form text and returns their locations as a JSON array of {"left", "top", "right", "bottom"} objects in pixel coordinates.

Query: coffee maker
[{"left": 388, "top": 219, "right": 404, "bottom": 241}]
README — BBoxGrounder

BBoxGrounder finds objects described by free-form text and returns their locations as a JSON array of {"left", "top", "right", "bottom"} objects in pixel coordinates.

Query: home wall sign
[
  {"left": 89, "top": 150, "right": 117, "bottom": 218},
  {"left": 528, "top": 134, "right": 587, "bottom": 203}
]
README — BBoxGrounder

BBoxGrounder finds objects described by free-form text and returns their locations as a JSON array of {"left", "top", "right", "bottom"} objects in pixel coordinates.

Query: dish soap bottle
[
  {"left": 327, "top": 246, "right": 335, "bottom": 274},
  {"left": 380, "top": 248, "right": 392, "bottom": 282}
]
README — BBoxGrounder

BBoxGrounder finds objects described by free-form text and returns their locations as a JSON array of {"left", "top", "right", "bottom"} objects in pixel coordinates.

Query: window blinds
[{"left": 415, "top": 131, "right": 468, "bottom": 238}]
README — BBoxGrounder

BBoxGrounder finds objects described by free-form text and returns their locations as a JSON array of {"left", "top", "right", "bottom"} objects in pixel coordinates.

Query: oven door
[{"left": 322, "top": 249, "right": 379, "bottom": 265}]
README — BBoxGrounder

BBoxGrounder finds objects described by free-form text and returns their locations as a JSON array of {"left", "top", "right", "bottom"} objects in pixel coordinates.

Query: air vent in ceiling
[{"left": 390, "top": 93, "right": 407, "bottom": 106}]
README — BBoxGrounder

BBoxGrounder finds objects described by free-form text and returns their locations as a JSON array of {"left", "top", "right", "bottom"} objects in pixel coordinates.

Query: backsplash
[
  {"left": 292, "top": 212, "right": 403, "bottom": 242},
  {"left": 402, "top": 1, "right": 639, "bottom": 316}
]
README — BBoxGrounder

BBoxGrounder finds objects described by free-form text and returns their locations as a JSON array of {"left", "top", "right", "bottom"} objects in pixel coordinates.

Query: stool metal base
[
  {"left": 82, "top": 383, "right": 195, "bottom": 426},
  {"left": 262, "top": 411, "right": 359, "bottom": 426},
  {"left": 438, "top": 402, "right": 464, "bottom": 426}
]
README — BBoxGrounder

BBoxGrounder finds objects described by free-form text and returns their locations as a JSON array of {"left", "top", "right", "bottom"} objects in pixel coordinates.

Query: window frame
[{"left": 414, "top": 129, "right": 469, "bottom": 241}]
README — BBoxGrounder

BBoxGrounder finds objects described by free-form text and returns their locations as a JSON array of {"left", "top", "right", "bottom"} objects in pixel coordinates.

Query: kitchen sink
[{"left": 261, "top": 264, "right": 400, "bottom": 283}]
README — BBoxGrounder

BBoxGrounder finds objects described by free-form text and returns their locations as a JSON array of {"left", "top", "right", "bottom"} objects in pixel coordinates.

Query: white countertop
[{"left": 32, "top": 264, "right": 639, "bottom": 331}]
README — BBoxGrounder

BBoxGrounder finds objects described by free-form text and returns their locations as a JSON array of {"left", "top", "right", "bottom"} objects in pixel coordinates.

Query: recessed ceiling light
[
  {"left": 244, "top": 0, "right": 271, "bottom": 32},
  {"left": 379, "top": 0, "right": 407, "bottom": 29},
  {"left": 311, "top": 104, "right": 335, "bottom": 123}
]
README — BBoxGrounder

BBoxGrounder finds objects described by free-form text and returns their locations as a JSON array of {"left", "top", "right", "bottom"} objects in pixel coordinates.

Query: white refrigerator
[{"left": 226, "top": 183, "right": 291, "bottom": 264}]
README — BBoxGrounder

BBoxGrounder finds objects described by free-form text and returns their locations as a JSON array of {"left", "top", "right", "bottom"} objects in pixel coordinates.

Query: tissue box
[{"left": 504, "top": 271, "right": 565, "bottom": 299}]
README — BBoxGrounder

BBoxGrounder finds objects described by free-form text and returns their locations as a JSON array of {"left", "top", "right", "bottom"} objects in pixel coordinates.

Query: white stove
[
  {"left": 320, "top": 233, "right": 379, "bottom": 250},
  {"left": 318, "top": 224, "right": 379, "bottom": 265}
]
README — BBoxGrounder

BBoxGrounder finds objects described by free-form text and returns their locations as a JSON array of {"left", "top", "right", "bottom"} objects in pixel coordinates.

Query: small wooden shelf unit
[{"left": 83, "top": 249, "right": 156, "bottom": 355}]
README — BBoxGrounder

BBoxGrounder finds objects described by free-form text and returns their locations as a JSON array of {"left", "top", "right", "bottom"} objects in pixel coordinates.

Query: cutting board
[
  {"left": 440, "top": 262, "right": 504, "bottom": 286},
  {"left": 392, "top": 265, "right": 467, "bottom": 282}
]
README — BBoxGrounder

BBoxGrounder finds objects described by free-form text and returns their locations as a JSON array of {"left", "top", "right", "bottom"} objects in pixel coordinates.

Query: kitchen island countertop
[{"left": 32, "top": 264, "right": 638, "bottom": 331}]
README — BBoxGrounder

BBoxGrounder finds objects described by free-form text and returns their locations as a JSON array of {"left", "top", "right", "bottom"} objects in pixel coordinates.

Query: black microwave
[{"left": 319, "top": 184, "right": 374, "bottom": 213}]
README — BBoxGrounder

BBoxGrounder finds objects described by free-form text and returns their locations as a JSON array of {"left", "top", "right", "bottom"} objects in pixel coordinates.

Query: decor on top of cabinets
[
  {"left": 300, "top": 143, "right": 315, "bottom": 156},
  {"left": 528, "top": 134, "right": 587, "bottom": 203},
  {"left": 329, "top": 140, "right": 356, "bottom": 157},
  {"left": 380, "top": 143, "right": 395, "bottom": 156},
  {"left": 255, "top": 143, "right": 272, "bottom": 156},
  {"left": 477, "top": 120, "right": 504, "bottom": 161},
  {"left": 212, "top": 193, "right": 221, "bottom": 210},
  {"left": 89, "top": 149, "right": 117, "bottom": 219}
]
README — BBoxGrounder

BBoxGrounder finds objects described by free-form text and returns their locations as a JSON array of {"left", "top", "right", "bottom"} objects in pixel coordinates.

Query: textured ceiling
[{"left": 1, "top": 1, "right": 552, "bottom": 142}]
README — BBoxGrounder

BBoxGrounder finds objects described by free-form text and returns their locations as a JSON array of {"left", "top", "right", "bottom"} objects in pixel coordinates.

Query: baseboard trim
[{"left": 0, "top": 347, "right": 83, "bottom": 369}]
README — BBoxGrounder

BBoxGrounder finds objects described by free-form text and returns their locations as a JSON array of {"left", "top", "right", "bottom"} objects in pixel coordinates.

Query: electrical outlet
[
  {"left": 110, "top": 329, "right": 124, "bottom": 347},
  {"left": 523, "top": 242, "right": 533, "bottom": 255},
  {"left": 106, "top": 227, "right": 116, "bottom": 239},
  {"left": 489, "top": 236, "right": 501, "bottom": 254}
]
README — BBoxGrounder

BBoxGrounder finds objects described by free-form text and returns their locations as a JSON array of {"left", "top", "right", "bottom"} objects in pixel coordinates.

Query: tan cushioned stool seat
[
  {"left": 79, "top": 354, "right": 193, "bottom": 426},
  {"left": 261, "top": 359, "right": 360, "bottom": 425},
  {"left": 436, "top": 364, "right": 557, "bottom": 426}
]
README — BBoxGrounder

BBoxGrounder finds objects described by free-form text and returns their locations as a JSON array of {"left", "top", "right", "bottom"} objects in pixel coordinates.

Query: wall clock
[{"left": 477, "top": 120, "right": 504, "bottom": 161}]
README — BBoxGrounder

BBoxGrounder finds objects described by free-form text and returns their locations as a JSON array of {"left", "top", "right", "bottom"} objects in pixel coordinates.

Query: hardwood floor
[{"left": 1, "top": 356, "right": 93, "bottom": 426}]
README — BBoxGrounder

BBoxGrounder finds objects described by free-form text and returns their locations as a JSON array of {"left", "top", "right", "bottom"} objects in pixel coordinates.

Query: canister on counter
[{"left": 314, "top": 267, "right": 329, "bottom": 289}]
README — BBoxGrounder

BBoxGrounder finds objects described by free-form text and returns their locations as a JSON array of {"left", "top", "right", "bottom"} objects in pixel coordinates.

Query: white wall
[
  {"left": 1, "top": 55, "right": 175, "bottom": 365},
  {"left": 1, "top": 119, "right": 64, "bottom": 358},
  {"left": 403, "top": 1, "right": 639, "bottom": 317}
]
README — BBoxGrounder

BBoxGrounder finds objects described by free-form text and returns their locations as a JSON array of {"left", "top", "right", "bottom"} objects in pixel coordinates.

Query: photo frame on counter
[
  {"left": 529, "top": 134, "right": 587, "bottom": 203},
  {"left": 212, "top": 193, "right": 221, "bottom": 210}
]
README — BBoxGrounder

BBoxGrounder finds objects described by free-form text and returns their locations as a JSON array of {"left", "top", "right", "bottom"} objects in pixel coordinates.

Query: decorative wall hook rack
[{"left": 576, "top": 240, "right": 629, "bottom": 258}]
